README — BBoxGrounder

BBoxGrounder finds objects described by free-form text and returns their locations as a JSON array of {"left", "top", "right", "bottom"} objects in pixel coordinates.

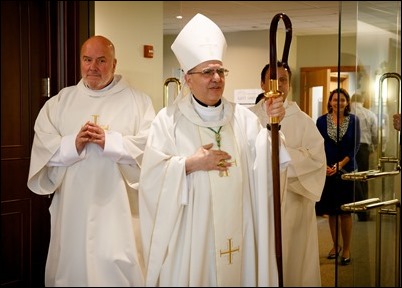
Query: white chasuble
[{"left": 199, "top": 124, "right": 243, "bottom": 286}]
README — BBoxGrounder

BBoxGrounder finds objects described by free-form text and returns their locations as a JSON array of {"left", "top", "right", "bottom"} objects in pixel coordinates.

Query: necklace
[{"left": 207, "top": 126, "right": 223, "bottom": 149}]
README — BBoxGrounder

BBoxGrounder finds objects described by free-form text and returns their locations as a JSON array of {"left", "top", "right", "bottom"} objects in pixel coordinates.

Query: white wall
[
  {"left": 164, "top": 30, "right": 298, "bottom": 104},
  {"left": 95, "top": 1, "right": 164, "bottom": 111},
  {"left": 94, "top": 2, "right": 398, "bottom": 114},
  {"left": 164, "top": 31, "right": 349, "bottom": 105},
  {"left": 94, "top": 2, "right": 345, "bottom": 112},
  {"left": 164, "top": 31, "right": 366, "bottom": 107}
]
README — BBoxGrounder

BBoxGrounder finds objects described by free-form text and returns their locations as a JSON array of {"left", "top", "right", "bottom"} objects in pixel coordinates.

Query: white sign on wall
[{"left": 234, "top": 89, "right": 262, "bottom": 107}]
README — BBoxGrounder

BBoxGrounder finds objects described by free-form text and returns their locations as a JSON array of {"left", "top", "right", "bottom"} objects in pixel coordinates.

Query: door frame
[{"left": 300, "top": 66, "right": 363, "bottom": 118}]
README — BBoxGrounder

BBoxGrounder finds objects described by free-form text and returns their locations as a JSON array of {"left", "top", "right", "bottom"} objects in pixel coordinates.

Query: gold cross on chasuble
[
  {"left": 91, "top": 114, "right": 99, "bottom": 124},
  {"left": 220, "top": 238, "right": 240, "bottom": 264},
  {"left": 90, "top": 114, "right": 109, "bottom": 130}
]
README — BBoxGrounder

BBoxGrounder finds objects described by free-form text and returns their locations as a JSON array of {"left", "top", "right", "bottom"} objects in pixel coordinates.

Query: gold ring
[{"left": 217, "top": 160, "right": 226, "bottom": 167}]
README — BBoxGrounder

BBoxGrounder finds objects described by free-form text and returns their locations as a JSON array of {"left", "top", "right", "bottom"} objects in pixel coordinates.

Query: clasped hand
[
  {"left": 327, "top": 163, "right": 341, "bottom": 176},
  {"left": 76, "top": 121, "right": 105, "bottom": 154}
]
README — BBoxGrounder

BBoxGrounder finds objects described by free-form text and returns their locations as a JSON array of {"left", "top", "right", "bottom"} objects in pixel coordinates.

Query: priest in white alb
[
  {"left": 27, "top": 36, "right": 155, "bottom": 287},
  {"left": 250, "top": 62, "right": 326, "bottom": 286}
]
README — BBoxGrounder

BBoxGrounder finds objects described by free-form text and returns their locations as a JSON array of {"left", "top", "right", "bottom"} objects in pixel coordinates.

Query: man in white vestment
[
  {"left": 250, "top": 62, "right": 326, "bottom": 286},
  {"left": 27, "top": 35, "right": 155, "bottom": 286},
  {"left": 139, "top": 14, "right": 290, "bottom": 287}
]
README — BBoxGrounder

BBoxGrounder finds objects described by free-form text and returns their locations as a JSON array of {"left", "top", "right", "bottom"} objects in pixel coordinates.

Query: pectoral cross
[
  {"left": 208, "top": 126, "right": 239, "bottom": 177},
  {"left": 218, "top": 159, "right": 238, "bottom": 177},
  {"left": 208, "top": 126, "right": 222, "bottom": 150}
]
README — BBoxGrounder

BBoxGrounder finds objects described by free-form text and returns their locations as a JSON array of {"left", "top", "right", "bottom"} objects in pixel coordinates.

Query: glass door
[{"left": 338, "top": 1, "right": 400, "bottom": 286}]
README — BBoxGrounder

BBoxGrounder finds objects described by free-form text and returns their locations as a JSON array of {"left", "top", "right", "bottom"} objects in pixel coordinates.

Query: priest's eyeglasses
[{"left": 188, "top": 68, "right": 229, "bottom": 78}]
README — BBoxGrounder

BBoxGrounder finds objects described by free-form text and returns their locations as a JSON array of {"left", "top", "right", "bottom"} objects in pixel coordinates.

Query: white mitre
[{"left": 171, "top": 13, "right": 227, "bottom": 73}]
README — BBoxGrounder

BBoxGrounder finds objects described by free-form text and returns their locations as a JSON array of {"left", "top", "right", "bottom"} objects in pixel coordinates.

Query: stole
[{"left": 199, "top": 124, "right": 243, "bottom": 286}]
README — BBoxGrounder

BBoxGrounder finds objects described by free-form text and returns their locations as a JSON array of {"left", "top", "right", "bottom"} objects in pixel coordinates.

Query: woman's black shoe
[
  {"left": 327, "top": 247, "right": 341, "bottom": 259},
  {"left": 340, "top": 257, "right": 351, "bottom": 265}
]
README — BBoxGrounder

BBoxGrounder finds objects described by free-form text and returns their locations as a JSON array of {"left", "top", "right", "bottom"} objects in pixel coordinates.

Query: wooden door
[
  {"left": 300, "top": 68, "right": 331, "bottom": 120},
  {"left": 1, "top": 2, "right": 93, "bottom": 287},
  {"left": 300, "top": 66, "right": 361, "bottom": 121}
]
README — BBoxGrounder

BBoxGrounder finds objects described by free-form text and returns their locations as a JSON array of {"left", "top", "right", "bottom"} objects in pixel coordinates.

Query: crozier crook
[{"left": 264, "top": 12, "right": 292, "bottom": 287}]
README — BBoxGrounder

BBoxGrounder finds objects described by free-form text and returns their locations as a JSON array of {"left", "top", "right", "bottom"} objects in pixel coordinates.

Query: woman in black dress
[{"left": 315, "top": 88, "right": 360, "bottom": 265}]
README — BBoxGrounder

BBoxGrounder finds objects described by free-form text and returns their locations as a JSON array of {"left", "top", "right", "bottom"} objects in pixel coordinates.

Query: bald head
[
  {"left": 80, "top": 35, "right": 117, "bottom": 90},
  {"left": 81, "top": 36, "right": 115, "bottom": 58}
]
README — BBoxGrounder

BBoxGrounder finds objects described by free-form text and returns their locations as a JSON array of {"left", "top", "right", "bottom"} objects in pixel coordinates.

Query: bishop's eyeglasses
[{"left": 187, "top": 67, "right": 229, "bottom": 78}]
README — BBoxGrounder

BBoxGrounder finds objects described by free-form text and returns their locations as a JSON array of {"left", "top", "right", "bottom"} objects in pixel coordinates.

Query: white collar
[{"left": 192, "top": 95, "right": 223, "bottom": 122}]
